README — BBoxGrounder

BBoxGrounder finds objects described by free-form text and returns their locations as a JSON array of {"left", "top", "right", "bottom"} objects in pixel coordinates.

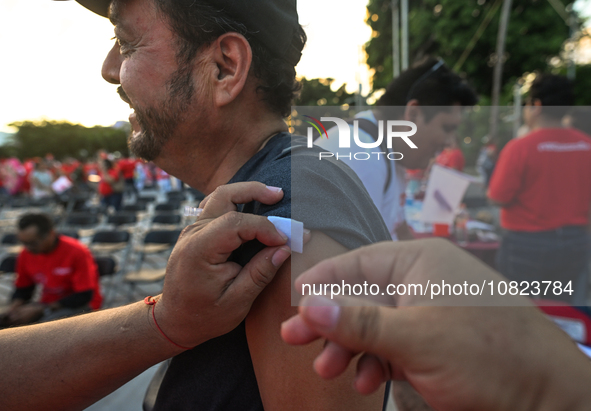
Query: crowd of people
[
  {"left": 0, "top": 151, "right": 182, "bottom": 208},
  {"left": 1, "top": 0, "right": 590, "bottom": 410}
]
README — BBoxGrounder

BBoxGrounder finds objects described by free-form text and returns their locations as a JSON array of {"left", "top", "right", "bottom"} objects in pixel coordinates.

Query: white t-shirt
[{"left": 315, "top": 110, "right": 406, "bottom": 240}]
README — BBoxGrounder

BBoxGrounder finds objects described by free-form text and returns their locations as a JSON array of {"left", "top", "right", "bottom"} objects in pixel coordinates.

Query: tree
[
  {"left": 6, "top": 121, "right": 129, "bottom": 160},
  {"left": 365, "top": 0, "right": 578, "bottom": 100},
  {"left": 296, "top": 77, "right": 357, "bottom": 107}
]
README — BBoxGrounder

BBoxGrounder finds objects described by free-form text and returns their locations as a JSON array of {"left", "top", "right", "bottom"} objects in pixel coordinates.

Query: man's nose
[{"left": 102, "top": 42, "right": 122, "bottom": 84}]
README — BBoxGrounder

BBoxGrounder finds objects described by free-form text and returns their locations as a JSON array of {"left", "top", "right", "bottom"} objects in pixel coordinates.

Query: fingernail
[
  {"left": 276, "top": 229, "right": 288, "bottom": 241},
  {"left": 271, "top": 246, "right": 291, "bottom": 267},
  {"left": 266, "top": 185, "right": 282, "bottom": 193},
  {"left": 303, "top": 229, "right": 311, "bottom": 244},
  {"left": 302, "top": 296, "right": 340, "bottom": 330}
]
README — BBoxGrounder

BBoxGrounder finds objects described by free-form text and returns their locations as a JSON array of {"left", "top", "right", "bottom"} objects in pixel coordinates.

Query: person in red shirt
[
  {"left": 118, "top": 155, "right": 138, "bottom": 198},
  {"left": 0, "top": 213, "right": 102, "bottom": 327},
  {"left": 435, "top": 137, "right": 465, "bottom": 171},
  {"left": 98, "top": 158, "right": 123, "bottom": 211},
  {"left": 488, "top": 74, "right": 591, "bottom": 305}
]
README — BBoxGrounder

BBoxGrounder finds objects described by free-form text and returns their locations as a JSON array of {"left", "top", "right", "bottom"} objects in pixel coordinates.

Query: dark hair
[
  {"left": 18, "top": 213, "right": 54, "bottom": 237},
  {"left": 377, "top": 57, "right": 478, "bottom": 121},
  {"left": 102, "top": 159, "right": 113, "bottom": 169},
  {"left": 152, "top": 0, "right": 306, "bottom": 118},
  {"left": 528, "top": 74, "right": 574, "bottom": 119}
]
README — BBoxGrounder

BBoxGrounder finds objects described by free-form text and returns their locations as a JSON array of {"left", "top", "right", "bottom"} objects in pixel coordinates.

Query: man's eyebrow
[
  {"left": 108, "top": 1, "right": 130, "bottom": 34},
  {"left": 108, "top": 1, "right": 120, "bottom": 26}
]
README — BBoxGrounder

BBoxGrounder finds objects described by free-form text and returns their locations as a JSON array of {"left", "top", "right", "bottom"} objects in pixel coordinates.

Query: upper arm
[{"left": 245, "top": 231, "right": 385, "bottom": 411}]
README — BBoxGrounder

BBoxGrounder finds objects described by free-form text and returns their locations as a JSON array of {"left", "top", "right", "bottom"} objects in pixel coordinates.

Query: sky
[
  {"left": 0, "top": 0, "right": 371, "bottom": 133},
  {"left": 2, "top": 0, "right": 591, "bottom": 134}
]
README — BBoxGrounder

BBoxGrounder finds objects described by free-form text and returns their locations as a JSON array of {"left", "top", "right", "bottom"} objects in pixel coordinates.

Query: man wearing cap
[{"left": 70, "top": 0, "right": 390, "bottom": 410}]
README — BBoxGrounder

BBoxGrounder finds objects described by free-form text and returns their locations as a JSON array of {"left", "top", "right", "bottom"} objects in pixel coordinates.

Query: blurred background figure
[
  {"left": 476, "top": 143, "right": 497, "bottom": 187},
  {"left": 155, "top": 166, "right": 172, "bottom": 194},
  {"left": 98, "top": 159, "right": 123, "bottom": 212},
  {"left": 30, "top": 160, "right": 54, "bottom": 200},
  {"left": 0, "top": 213, "right": 102, "bottom": 327},
  {"left": 118, "top": 155, "right": 138, "bottom": 200},
  {"left": 435, "top": 136, "right": 465, "bottom": 172},
  {"left": 488, "top": 74, "right": 591, "bottom": 305}
]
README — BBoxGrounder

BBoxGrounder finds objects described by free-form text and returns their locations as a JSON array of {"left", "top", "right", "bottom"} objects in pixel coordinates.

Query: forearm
[
  {"left": 9, "top": 298, "right": 27, "bottom": 311},
  {"left": 0, "top": 300, "right": 183, "bottom": 411}
]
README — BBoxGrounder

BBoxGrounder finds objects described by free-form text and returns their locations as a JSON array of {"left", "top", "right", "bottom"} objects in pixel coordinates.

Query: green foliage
[
  {"left": 366, "top": 0, "right": 577, "bottom": 100},
  {"left": 559, "top": 64, "right": 591, "bottom": 105},
  {"left": 6, "top": 121, "right": 129, "bottom": 160},
  {"left": 296, "top": 77, "right": 357, "bottom": 106}
]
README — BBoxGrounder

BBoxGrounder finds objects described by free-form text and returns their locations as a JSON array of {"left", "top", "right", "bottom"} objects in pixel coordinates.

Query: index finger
[{"left": 199, "top": 182, "right": 284, "bottom": 220}]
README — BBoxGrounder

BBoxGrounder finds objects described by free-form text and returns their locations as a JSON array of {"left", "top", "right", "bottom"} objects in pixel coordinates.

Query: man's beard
[{"left": 125, "top": 65, "right": 195, "bottom": 161}]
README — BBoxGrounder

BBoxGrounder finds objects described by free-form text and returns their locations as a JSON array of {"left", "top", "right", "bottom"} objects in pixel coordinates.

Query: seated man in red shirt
[
  {"left": 0, "top": 213, "right": 102, "bottom": 326},
  {"left": 488, "top": 74, "right": 591, "bottom": 305}
]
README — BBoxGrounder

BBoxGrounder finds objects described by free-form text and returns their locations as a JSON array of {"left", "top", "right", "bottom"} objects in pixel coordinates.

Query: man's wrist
[{"left": 141, "top": 297, "right": 191, "bottom": 354}]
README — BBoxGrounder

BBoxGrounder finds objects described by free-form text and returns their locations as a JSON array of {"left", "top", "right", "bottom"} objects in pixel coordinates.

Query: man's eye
[{"left": 443, "top": 125, "right": 457, "bottom": 133}]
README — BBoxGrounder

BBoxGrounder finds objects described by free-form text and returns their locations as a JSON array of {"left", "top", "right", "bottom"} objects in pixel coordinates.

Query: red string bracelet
[{"left": 144, "top": 296, "right": 193, "bottom": 350}]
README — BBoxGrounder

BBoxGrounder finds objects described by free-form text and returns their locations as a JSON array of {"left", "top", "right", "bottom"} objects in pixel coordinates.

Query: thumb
[
  {"left": 298, "top": 295, "right": 412, "bottom": 361},
  {"left": 224, "top": 245, "right": 292, "bottom": 302}
]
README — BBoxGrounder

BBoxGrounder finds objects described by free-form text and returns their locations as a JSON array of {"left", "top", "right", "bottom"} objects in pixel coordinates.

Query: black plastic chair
[
  {"left": 10, "top": 198, "right": 31, "bottom": 208},
  {"left": 95, "top": 256, "right": 117, "bottom": 278},
  {"left": 90, "top": 230, "right": 132, "bottom": 262},
  {"left": 166, "top": 191, "right": 186, "bottom": 202},
  {"left": 94, "top": 255, "right": 119, "bottom": 306},
  {"left": 122, "top": 202, "right": 148, "bottom": 212},
  {"left": 154, "top": 202, "right": 180, "bottom": 212},
  {"left": 0, "top": 233, "right": 22, "bottom": 255},
  {"left": 107, "top": 212, "right": 138, "bottom": 227},
  {"left": 152, "top": 213, "right": 182, "bottom": 225},
  {"left": 0, "top": 255, "right": 17, "bottom": 274},
  {"left": 137, "top": 195, "right": 157, "bottom": 204},
  {"left": 59, "top": 230, "right": 80, "bottom": 240},
  {"left": 91, "top": 230, "right": 131, "bottom": 245},
  {"left": 124, "top": 229, "right": 182, "bottom": 301},
  {"left": 1, "top": 233, "right": 18, "bottom": 246},
  {"left": 65, "top": 213, "right": 100, "bottom": 227}
]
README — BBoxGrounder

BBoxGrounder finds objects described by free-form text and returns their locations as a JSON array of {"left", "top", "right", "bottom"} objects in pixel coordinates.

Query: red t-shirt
[
  {"left": 15, "top": 236, "right": 102, "bottom": 310},
  {"left": 489, "top": 128, "right": 591, "bottom": 231},
  {"left": 118, "top": 158, "right": 137, "bottom": 179},
  {"left": 435, "top": 148, "right": 465, "bottom": 171},
  {"left": 99, "top": 169, "right": 120, "bottom": 196}
]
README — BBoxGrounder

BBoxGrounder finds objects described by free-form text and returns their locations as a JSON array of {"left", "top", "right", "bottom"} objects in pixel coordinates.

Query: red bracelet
[{"left": 144, "top": 296, "right": 193, "bottom": 350}]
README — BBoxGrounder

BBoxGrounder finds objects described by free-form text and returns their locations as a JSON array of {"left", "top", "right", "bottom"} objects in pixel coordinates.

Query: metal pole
[
  {"left": 401, "top": 0, "right": 409, "bottom": 70},
  {"left": 567, "top": 5, "right": 576, "bottom": 80},
  {"left": 513, "top": 82, "right": 521, "bottom": 139},
  {"left": 392, "top": 0, "right": 400, "bottom": 78},
  {"left": 489, "top": 0, "right": 513, "bottom": 141}
]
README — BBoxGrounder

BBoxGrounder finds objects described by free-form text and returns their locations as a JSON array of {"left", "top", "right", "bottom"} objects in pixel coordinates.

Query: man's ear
[
  {"left": 404, "top": 100, "right": 424, "bottom": 124},
  {"left": 210, "top": 32, "right": 252, "bottom": 107}
]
